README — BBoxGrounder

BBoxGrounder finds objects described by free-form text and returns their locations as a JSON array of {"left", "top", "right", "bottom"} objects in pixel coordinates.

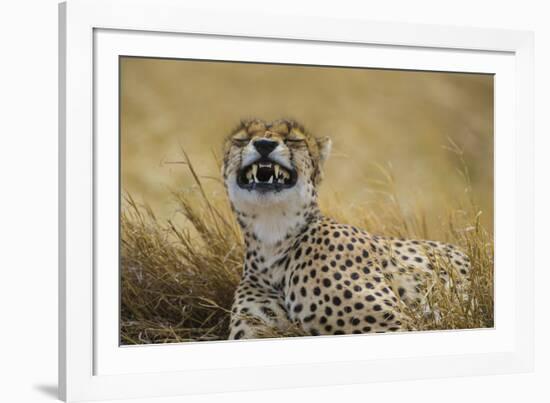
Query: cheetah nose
[{"left": 253, "top": 139, "right": 278, "bottom": 157}]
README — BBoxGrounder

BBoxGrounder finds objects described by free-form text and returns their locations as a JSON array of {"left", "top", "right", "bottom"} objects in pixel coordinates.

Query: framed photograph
[{"left": 59, "top": 0, "right": 534, "bottom": 401}]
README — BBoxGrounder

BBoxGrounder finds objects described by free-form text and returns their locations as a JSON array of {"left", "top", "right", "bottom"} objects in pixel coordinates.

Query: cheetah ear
[{"left": 316, "top": 136, "right": 332, "bottom": 165}]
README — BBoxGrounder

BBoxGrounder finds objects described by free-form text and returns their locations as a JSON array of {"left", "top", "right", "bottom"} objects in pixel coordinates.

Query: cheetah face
[{"left": 222, "top": 119, "right": 331, "bottom": 209}]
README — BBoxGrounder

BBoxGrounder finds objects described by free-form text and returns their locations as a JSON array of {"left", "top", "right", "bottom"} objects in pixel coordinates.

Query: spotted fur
[{"left": 222, "top": 119, "right": 470, "bottom": 339}]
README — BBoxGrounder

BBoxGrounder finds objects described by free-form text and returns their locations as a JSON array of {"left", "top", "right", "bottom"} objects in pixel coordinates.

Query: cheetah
[{"left": 222, "top": 119, "right": 471, "bottom": 339}]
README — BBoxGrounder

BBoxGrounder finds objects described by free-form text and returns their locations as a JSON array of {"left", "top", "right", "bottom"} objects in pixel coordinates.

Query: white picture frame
[{"left": 59, "top": 0, "right": 534, "bottom": 401}]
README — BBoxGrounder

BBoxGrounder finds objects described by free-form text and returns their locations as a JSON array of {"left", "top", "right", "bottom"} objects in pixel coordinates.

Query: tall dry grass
[{"left": 120, "top": 147, "right": 493, "bottom": 345}]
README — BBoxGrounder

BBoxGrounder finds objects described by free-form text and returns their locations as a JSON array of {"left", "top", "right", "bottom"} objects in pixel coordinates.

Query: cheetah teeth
[{"left": 245, "top": 162, "right": 290, "bottom": 184}]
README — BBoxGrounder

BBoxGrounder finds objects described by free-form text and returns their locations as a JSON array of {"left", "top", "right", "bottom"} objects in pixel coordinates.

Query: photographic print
[{"left": 120, "top": 57, "right": 494, "bottom": 344}]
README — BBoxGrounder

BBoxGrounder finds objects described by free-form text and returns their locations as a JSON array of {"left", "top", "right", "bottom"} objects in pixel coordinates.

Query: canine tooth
[
  {"left": 252, "top": 164, "right": 258, "bottom": 176},
  {"left": 274, "top": 164, "right": 280, "bottom": 178},
  {"left": 268, "top": 175, "right": 273, "bottom": 184}
]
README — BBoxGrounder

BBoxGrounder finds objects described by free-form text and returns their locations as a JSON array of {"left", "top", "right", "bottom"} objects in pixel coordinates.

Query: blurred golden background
[{"left": 120, "top": 57, "right": 493, "bottom": 236}]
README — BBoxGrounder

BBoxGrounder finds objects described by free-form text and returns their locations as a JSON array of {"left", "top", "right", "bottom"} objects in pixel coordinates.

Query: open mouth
[{"left": 237, "top": 159, "right": 297, "bottom": 192}]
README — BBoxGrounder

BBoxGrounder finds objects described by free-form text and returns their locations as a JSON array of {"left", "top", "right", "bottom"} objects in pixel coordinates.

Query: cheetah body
[{"left": 222, "top": 119, "right": 470, "bottom": 339}]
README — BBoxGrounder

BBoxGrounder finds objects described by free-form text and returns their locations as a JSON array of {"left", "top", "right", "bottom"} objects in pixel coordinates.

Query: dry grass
[{"left": 120, "top": 149, "right": 493, "bottom": 345}]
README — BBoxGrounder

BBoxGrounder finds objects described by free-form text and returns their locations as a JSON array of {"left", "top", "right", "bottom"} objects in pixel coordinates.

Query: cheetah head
[{"left": 222, "top": 119, "right": 332, "bottom": 212}]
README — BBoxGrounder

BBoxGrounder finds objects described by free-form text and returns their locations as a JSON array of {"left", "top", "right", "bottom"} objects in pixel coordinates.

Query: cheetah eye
[
  {"left": 232, "top": 139, "right": 250, "bottom": 147},
  {"left": 285, "top": 138, "right": 305, "bottom": 144}
]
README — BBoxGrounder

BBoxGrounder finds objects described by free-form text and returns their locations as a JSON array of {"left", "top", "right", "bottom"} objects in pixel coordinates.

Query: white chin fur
[{"left": 227, "top": 173, "right": 309, "bottom": 245}]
